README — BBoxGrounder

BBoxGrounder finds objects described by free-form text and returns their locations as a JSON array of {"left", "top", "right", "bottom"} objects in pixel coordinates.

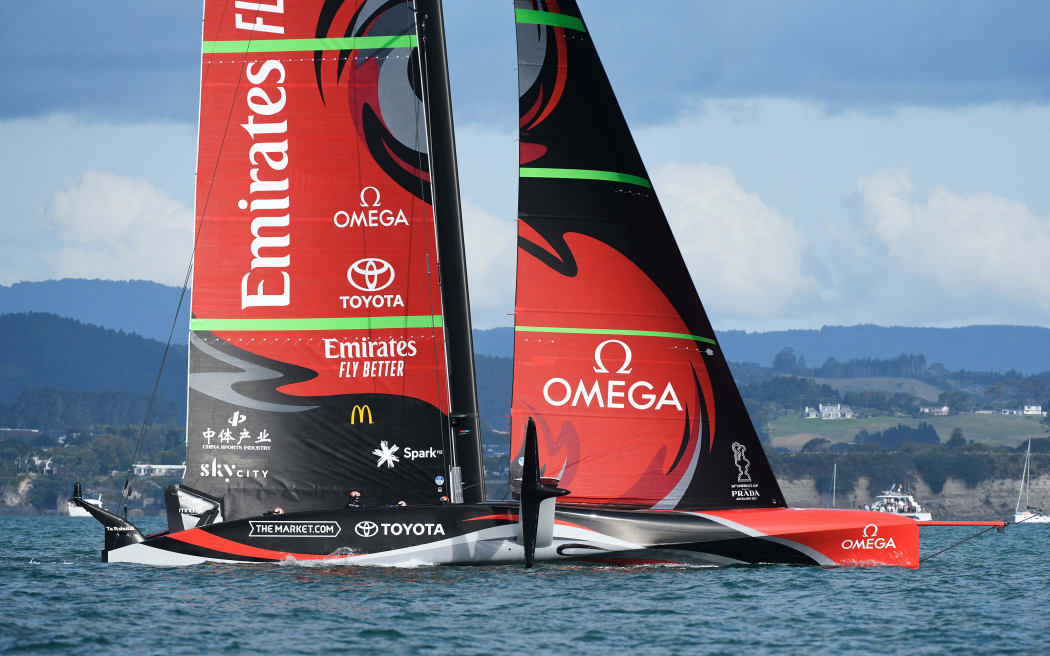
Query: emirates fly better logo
[{"left": 347, "top": 257, "right": 395, "bottom": 292}]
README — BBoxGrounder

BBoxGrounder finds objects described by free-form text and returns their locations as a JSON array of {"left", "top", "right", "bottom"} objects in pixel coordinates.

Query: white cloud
[
  {"left": 38, "top": 170, "right": 192, "bottom": 285},
  {"left": 846, "top": 169, "right": 1050, "bottom": 320},
  {"left": 653, "top": 162, "right": 817, "bottom": 320},
  {"left": 462, "top": 198, "right": 516, "bottom": 328}
]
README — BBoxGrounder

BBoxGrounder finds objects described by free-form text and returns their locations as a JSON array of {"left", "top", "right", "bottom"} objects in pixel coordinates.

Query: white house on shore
[
  {"left": 919, "top": 406, "right": 950, "bottom": 416},
  {"left": 1023, "top": 405, "right": 1046, "bottom": 417},
  {"left": 132, "top": 463, "right": 186, "bottom": 477},
  {"left": 804, "top": 403, "right": 855, "bottom": 420}
]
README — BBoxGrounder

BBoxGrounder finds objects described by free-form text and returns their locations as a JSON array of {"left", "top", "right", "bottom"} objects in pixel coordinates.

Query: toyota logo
[
  {"left": 355, "top": 520, "right": 379, "bottom": 538},
  {"left": 347, "top": 258, "right": 395, "bottom": 292}
]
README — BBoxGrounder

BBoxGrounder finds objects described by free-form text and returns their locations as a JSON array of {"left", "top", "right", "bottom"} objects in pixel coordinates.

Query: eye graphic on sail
[
  {"left": 509, "top": 0, "right": 784, "bottom": 510},
  {"left": 314, "top": 0, "right": 432, "bottom": 202}
]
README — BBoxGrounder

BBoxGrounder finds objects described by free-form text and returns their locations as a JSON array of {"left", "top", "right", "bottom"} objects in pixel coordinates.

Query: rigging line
[
  {"left": 918, "top": 523, "right": 1007, "bottom": 563},
  {"left": 119, "top": 5, "right": 260, "bottom": 512},
  {"left": 414, "top": 5, "right": 455, "bottom": 478}
]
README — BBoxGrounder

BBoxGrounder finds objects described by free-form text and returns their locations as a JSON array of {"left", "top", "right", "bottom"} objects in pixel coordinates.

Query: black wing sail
[{"left": 509, "top": 0, "right": 785, "bottom": 510}]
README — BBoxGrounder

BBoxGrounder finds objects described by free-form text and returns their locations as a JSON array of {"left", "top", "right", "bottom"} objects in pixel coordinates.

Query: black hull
[{"left": 99, "top": 504, "right": 920, "bottom": 568}]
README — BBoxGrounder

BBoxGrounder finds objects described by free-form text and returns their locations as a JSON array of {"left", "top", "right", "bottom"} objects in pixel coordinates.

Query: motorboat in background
[{"left": 866, "top": 485, "right": 932, "bottom": 521}]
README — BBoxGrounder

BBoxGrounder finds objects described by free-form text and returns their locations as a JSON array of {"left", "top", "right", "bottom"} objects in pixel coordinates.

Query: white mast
[
  {"left": 832, "top": 463, "right": 837, "bottom": 509},
  {"left": 1016, "top": 438, "right": 1031, "bottom": 514}
]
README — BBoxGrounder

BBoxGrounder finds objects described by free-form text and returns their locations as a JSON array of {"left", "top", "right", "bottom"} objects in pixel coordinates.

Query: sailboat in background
[
  {"left": 1015, "top": 438, "right": 1050, "bottom": 524},
  {"left": 72, "top": 0, "right": 940, "bottom": 568}
]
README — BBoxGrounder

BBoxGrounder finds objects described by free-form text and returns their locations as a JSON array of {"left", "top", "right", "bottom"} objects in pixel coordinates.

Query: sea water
[{"left": 1, "top": 515, "right": 1048, "bottom": 654}]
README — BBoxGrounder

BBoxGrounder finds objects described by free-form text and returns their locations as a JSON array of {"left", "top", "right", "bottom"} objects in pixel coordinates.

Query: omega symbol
[
  {"left": 593, "top": 339, "right": 633, "bottom": 374},
  {"left": 360, "top": 186, "right": 381, "bottom": 207}
]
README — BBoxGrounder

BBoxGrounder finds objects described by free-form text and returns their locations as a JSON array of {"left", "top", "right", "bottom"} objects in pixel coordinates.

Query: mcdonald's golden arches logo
[{"left": 350, "top": 404, "right": 373, "bottom": 425}]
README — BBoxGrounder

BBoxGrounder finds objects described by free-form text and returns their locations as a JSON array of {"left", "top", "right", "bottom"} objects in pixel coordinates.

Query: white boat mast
[{"left": 1016, "top": 438, "right": 1032, "bottom": 514}]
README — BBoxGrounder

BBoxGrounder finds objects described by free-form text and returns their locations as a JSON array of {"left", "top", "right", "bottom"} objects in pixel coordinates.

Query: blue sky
[{"left": 1, "top": 0, "right": 1048, "bottom": 330}]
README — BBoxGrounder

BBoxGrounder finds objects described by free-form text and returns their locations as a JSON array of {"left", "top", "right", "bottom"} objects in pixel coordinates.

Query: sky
[{"left": 0, "top": 0, "right": 1048, "bottom": 331}]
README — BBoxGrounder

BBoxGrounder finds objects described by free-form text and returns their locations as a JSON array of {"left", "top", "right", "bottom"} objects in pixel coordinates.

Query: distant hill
[
  {"left": 475, "top": 324, "right": 1050, "bottom": 374},
  {"left": 0, "top": 312, "right": 512, "bottom": 431},
  {"left": 4, "top": 279, "right": 1049, "bottom": 373},
  {"left": 0, "top": 279, "right": 190, "bottom": 344},
  {"left": 473, "top": 327, "right": 513, "bottom": 358},
  {"left": 0, "top": 312, "right": 185, "bottom": 407},
  {"left": 717, "top": 325, "right": 1050, "bottom": 374}
]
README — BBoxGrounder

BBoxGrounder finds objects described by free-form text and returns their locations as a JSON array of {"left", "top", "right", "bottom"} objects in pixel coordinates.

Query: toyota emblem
[
  {"left": 347, "top": 258, "right": 395, "bottom": 292},
  {"left": 355, "top": 520, "right": 379, "bottom": 538}
]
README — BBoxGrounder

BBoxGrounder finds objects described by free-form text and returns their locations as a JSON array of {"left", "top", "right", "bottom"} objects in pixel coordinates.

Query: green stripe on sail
[
  {"left": 516, "top": 325, "right": 716, "bottom": 345},
  {"left": 515, "top": 9, "right": 586, "bottom": 32},
  {"left": 202, "top": 35, "right": 417, "bottom": 54},
  {"left": 519, "top": 167, "right": 651, "bottom": 189},
  {"left": 191, "top": 315, "right": 442, "bottom": 332}
]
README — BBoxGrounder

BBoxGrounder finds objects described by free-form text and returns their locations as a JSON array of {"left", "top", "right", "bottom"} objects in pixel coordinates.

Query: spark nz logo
[
  {"left": 542, "top": 339, "right": 683, "bottom": 411},
  {"left": 841, "top": 524, "right": 897, "bottom": 550},
  {"left": 332, "top": 186, "right": 409, "bottom": 228},
  {"left": 373, "top": 440, "right": 400, "bottom": 468}
]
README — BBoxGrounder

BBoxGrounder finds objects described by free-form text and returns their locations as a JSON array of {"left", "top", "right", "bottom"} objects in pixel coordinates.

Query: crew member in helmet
[{"left": 345, "top": 490, "right": 362, "bottom": 509}]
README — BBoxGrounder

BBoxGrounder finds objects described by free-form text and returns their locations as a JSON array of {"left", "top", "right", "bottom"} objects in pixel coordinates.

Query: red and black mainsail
[
  {"left": 182, "top": 0, "right": 478, "bottom": 522},
  {"left": 510, "top": 0, "right": 785, "bottom": 510}
]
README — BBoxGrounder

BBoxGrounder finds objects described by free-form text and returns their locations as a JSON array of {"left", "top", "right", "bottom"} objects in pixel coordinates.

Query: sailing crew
[{"left": 345, "top": 490, "right": 362, "bottom": 509}]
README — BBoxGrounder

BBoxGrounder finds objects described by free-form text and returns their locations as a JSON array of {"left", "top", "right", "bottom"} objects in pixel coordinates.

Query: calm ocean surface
[{"left": 2, "top": 515, "right": 1047, "bottom": 654}]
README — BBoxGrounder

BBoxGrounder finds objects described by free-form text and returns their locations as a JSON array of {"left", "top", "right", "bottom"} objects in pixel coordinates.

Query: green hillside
[
  {"left": 811, "top": 376, "right": 942, "bottom": 402},
  {"left": 771, "top": 413, "right": 1047, "bottom": 451},
  {"left": 0, "top": 312, "right": 185, "bottom": 405}
]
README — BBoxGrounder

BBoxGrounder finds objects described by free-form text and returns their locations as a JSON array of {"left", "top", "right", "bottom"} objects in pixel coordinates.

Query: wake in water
[{"left": 278, "top": 547, "right": 437, "bottom": 569}]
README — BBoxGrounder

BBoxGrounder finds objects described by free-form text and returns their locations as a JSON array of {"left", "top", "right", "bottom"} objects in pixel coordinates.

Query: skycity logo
[
  {"left": 332, "top": 186, "right": 409, "bottom": 228},
  {"left": 542, "top": 339, "right": 683, "bottom": 411},
  {"left": 198, "top": 458, "right": 269, "bottom": 483},
  {"left": 841, "top": 524, "right": 896, "bottom": 550},
  {"left": 341, "top": 257, "right": 402, "bottom": 310}
]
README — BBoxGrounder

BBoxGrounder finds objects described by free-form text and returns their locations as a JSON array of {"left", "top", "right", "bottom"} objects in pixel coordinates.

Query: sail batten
[
  {"left": 190, "top": 315, "right": 443, "bottom": 331},
  {"left": 202, "top": 35, "right": 418, "bottom": 54},
  {"left": 510, "top": 0, "right": 784, "bottom": 511}
]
